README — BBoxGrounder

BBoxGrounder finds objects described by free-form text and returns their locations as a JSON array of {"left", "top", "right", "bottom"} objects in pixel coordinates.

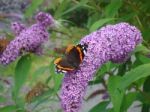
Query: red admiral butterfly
[{"left": 54, "top": 44, "right": 88, "bottom": 73}]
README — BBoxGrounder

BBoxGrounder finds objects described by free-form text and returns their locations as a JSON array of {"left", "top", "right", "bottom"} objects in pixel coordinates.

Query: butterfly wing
[
  {"left": 65, "top": 46, "right": 82, "bottom": 69},
  {"left": 54, "top": 57, "right": 75, "bottom": 73},
  {"left": 66, "top": 44, "right": 88, "bottom": 66}
]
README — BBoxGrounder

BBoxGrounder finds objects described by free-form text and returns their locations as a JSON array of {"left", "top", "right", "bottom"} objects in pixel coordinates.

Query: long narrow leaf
[
  {"left": 120, "top": 63, "right": 150, "bottom": 89},
  {"left": 25, "top": 0, "right": 44, "bottom": 18},
  {"left": 89, "top": 101, "right": 110, "bottom": 112},
  {"left": 108, "top": 64, "right": 150, "bottom": 112},
  {"left": 13, "top": 54, "right": 32, "bottom": 100},
  {"left": 108, "top": 76, "right": 124, "bottom": 112},
  {"left": 90, "top": 18, "right": 115, "bottom": 32},
  {"left": 104, "top": 0, "right": 122, "bottom": 18}
]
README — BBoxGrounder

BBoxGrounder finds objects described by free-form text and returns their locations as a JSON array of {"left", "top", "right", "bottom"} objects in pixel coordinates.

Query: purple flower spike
[
  {"left": 0, "top": 12, "right": 54, "bottom": 65},
  {"left": 61, "top": 22, "right": 142, "bottom": 112},
  {"left": 35, "top": 12, "right": 54, "bottom": 28}
]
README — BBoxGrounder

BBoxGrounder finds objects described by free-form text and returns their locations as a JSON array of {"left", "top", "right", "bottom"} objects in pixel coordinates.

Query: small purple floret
[
  {"left": 11, "top": 22, "right": 26, "bottom": 36},
  {"left": 0, "top": 12, "right": 54, "bottom": 65},
  {"left": 60, "top": 22, "right": 142, "bottom": 112}
]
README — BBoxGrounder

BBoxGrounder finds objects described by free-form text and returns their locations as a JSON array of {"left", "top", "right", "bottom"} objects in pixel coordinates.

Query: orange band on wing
[
  {"left": 76, "top": 46, "right": 83, "bottom": 62},
  {"left": 57, "top": 65, "right": 74, "bottom": 71},
  {"left": 54, "top": 58, "right": 62, "bottom": 64},
  {"left": 65, "top": 45, "right": 74, "bottom": 53}
]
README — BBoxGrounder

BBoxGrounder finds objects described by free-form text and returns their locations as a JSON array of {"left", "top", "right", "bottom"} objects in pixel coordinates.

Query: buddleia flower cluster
[
  {"left": 60, "top": 22, "right": 142, "bottom": 112},
  {"left": 0, "top": 12, "right": 54, "bottom": 65}
]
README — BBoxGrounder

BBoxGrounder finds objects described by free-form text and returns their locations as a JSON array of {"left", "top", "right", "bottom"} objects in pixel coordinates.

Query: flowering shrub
[
  {"left": 61, "top": 23, "right": 142, "bottom": 112},
  {"left": 0, "top": 1, "right": 150, "bottom": 112}
]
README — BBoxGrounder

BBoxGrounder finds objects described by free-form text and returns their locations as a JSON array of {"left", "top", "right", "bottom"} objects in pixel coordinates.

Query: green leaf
[
  {"left": 32, "top": 88, "right": 54, "bottom": 110},
  {"left": 25, "top": 0, "right": 44, "bottom": 18},
  {"left": 88, "top": 78, "right": 103, "bottom": 85},
  {"left": 45, "top": 75, "right": 52, "bottom": 84},
  {"left": 54, "top": 0, "right": 91, "bottom": 18},
  {"left": 120, "top": 63, "right": 150, "bottom": 89},
  {"left": 107, "top": 108, "right": 114, "bottom": 112},
  {"left": 62, "top": 5, "right": 81, "bottom": 16},
  {"left": 138, "top": 54, "right": 150, "bottom": 64},
  {"left": 61, "top": 0, "right": 91, "bottom": 16},
  {"left": 142, "top": 105, "right": 150, "bottom": 112},
  {"left": 117, "top": 59, "right": 132, "bottom": 76},
  {"left": 142, "top": 76, "right": 150, "bottom": 112},
  {"left": 53, "top": 74, "right": 63, "bottom": 92},
  {"left": 54, "top": 0, "right": 70, "bottom": 18},
  {"left": 104, "top": 0, "right": 122, "bottom": 18},
  {"left": 87, "top": 12, "right": 102, "bottom": 29},
  {"left": 105, "top": 61, "right": 118, "bottom": 71},
  {"left": 108, "top": 64, "right": 150, "bottom": 112},
  {"left": 143, "top": 28, "right": 150, "bottom": 41},
  {"left": 31, "top": 88, "right": 54, "bottom": 103},
  {"left": 89, "top": 62, "right": 118, "bottom": 85},
  {"left": 0, "top": 105, "right": 16, "bottom": 112},
  {"left": 132, "top": 54, "right": 143, "bottom": 68},
  {"left": 16, "top": 110, "right": 26, "bottom": 112},
  {"left": 49, "top": 61, "right": 63, "bottom": 92},
  {"left": 31, "top": 66, "right": 49, "bottom": 83},
  {"left": 0, "top": 82, "right": 4, "bottom": 93},
  {"left": 0, "top": 96, "right": 6, "bottom": 103},
  {"left": 138, "top": 91, "right": 150, "bottom": 105},
  {"left": 143, "top": 76, "right": 150, "bottom": 93},
  {"left": 120, "top": 12, "right": 136, "bottom": 21},
  {"left": 89, "top": 101, "right": 110, "bottom": 112},
  {"left": 13, "top": 54, "right": 32, "bottom": 100},
  {"left": 108, "top": 76, "right": 124, "bottom": 112},
  {"left": 121, "top": 92, "right": 138, "bottom": 111},
  {"left": 134, "top": 44, "right": 150, "bottom": 54},
  {"left": 90, "top": 18, "right": 115, "bottom": 32}
]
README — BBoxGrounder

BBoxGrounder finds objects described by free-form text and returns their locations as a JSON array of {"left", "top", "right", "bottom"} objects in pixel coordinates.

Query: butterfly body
[{"left": 54, "top": 44, "right": 88, "bottom": 73}]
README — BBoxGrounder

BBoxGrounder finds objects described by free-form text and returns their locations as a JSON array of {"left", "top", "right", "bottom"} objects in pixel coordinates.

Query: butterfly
[{"left": 54, "top": 43, "right": 88, "bottom": 73}]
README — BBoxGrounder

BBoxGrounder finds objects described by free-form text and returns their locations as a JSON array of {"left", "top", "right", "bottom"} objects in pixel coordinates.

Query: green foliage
[
  {"left": 89, "top": 101, "right": 110, "bottom": 112},
  {"left": 0, "top": 105, "right": 16, "bottom": 112},
  {"left": 0, "top": 0, "right": 150, "bottom": 112},
  {"left": 108, "top": 64, "right": 150, "bottom": 112},
  {"left": 13, "top": 54, "right": 32, "bottom": 101},
  {"left": 0, "top": 96, "right": 6, "bottom": 103},
  {"left": 31, "top": 65, "right": 49, "bottom": 83},
  {"left": 121, "top": 92, "right": 138, "bottom": 111},
  {"left": 108, "top": 76, "right": 124, "bottom": 112},
  {"left": 25, "top": 0, "right": 44, "bottom": 18},
  {"left": 90, "top": 18, "right": 115, "bottom": 32},
  {"left": 104, "top": 0, "right": 122, "bottom": 18},
  {"left": 49, "top": 61, "right": 64, "bottom": 93},
  {"left": 120, "top": 64, "right": 150, "bottom": 89},
  {"left": 142, "top": 76, "right": 150, "bottom": 112}
]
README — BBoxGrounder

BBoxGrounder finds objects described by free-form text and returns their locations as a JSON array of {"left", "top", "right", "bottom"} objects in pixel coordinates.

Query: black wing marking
[
  {"left": 56, "top": 58, "right": 76, "bottom": 69},
  {"left": 65, "top": 46, "right": 81, "bottom": 69}
]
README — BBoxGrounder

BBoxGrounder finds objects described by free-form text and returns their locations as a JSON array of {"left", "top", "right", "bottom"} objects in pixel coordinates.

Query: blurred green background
[{"left": 0, "top": 0, "right": 150, "bottom": 112}]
